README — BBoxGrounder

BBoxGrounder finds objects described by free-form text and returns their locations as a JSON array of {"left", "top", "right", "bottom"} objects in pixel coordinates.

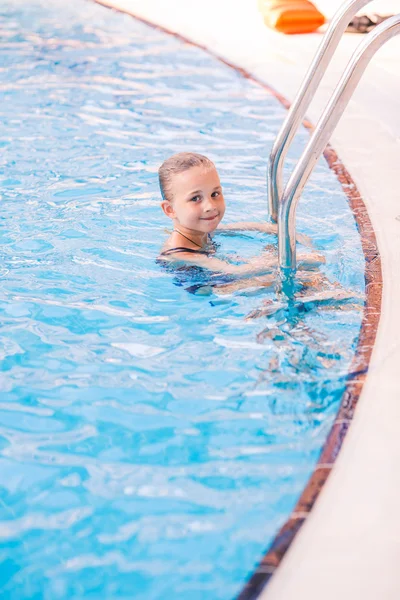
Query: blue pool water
[{"left": 0, "top": 1, "right": 365, "bottom": 598}]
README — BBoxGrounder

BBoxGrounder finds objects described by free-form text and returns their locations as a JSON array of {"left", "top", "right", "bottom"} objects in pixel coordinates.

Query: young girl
[{"left": 158, "top": 152, "right": 323, "bottom": 278}]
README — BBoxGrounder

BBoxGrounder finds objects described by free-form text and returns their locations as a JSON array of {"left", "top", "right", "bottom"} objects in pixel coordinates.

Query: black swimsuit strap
[{"left": 160, "top": 247, "right": 208, "bottom": 256}]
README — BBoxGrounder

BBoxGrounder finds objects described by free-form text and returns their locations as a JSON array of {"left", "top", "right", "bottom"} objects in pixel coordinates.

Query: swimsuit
[
  {"left": 157, "top": 244, "right": 232, "bottom": 295},
  {"left": 160, "top": 247, "right": 208, "bottom": 257}
]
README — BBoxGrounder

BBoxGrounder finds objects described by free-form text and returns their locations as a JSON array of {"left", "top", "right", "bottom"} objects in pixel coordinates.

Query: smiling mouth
[{"left": 201, "top": 214, "right": 219, "bottom": 221}]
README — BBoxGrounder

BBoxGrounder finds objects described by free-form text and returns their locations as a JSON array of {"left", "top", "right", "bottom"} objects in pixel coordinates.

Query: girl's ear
[{"left": 161, "top": 200, "right": 175, "bottom": 220}]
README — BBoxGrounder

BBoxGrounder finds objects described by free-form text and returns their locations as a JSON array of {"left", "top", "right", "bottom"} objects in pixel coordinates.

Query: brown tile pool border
[{"left": 93, "top": 2, "right": 383, "bottom": 598}]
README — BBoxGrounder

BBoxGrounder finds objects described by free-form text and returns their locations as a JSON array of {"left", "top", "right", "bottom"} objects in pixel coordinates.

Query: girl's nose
[{"left": 204, "top": 196, "right": 215, "bottom": 211}]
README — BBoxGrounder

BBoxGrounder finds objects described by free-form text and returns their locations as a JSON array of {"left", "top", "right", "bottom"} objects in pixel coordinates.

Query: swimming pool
[{"left": 0, "top": 1, "right": 365, "bottom": 598}]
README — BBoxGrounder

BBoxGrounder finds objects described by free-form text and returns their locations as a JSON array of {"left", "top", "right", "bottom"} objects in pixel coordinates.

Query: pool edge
[
  {"left": 91, "top": 2, "right": 382, "bottom": 597},
  {"left": 237, "top": 142, "right": 382, "bottom": 599}
]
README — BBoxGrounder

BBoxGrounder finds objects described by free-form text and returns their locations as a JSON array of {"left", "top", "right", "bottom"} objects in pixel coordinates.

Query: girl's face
[{"left": 161, "top": 166, "right": 225, "bottom": 234}]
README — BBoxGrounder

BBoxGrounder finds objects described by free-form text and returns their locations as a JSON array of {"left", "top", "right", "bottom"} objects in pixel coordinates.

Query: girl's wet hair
[{"left": 158, "top": 152, "right": 215, "bottom": 202}]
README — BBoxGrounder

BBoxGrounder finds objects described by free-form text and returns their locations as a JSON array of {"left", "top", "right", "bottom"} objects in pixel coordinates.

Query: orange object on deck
[{"left": 258, "top": 0, "right": 326, "bottom": 34}]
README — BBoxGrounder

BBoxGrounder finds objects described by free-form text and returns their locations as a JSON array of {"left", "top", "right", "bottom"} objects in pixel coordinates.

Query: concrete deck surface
[{"left": 96, "top": 1, "right": 400, "bottom": 598}]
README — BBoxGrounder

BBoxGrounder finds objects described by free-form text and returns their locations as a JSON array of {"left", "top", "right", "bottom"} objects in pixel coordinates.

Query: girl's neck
[{"left": 172, "top": 224, "right": 209, "bottom": 248}]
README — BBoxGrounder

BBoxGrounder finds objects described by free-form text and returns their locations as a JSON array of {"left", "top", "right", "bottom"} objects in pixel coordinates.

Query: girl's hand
[
  {"left": 296, "top": 232, "right": 313, "bottom": 247},
  {"left": 246, "top": 255, "right": 276, "bottom": 272},
  {"left": 297, "top": 252, "right": 325, "bottom": 270}
]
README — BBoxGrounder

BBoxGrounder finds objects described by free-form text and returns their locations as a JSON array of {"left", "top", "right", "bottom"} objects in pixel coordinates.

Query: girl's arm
[
  {"left": 218, "top": 221, "right": 278, "bottom": 234},
  {"left": 213, "top": 273, "right": 276, "bottom": 295},
  {"left": 160, "top": 250, "right": 324, "bottom": 278},
  {"left": 217, "top": 221, "right": 312, "bottom": 247}
]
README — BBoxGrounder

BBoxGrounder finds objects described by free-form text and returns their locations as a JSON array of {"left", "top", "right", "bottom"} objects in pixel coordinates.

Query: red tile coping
[{"left": 93, "top": 3, "right": 383, "bottom": 598}]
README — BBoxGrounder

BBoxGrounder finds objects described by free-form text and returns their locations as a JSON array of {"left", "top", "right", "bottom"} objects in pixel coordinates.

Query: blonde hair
[{"left": 158, "top": 152, "right": 215, "bottom": 202}]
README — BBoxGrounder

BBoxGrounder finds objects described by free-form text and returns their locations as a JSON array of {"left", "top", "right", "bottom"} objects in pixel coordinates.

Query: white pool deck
[{"left": 97, "top": 1, "right": 400, "bottom": 598}]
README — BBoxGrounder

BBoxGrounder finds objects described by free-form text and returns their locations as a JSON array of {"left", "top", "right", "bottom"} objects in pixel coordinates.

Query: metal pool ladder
[{"left": 268, "top": 0, "right": 400, "bottom": 273}]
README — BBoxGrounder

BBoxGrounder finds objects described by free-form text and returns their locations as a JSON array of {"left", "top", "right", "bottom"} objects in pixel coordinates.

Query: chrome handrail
[
  {"left": 268, "top": 0, "right": 376, "bottom": 224},
  {"left": 278, "top": 14, "right": 400, "bottom": 272}
]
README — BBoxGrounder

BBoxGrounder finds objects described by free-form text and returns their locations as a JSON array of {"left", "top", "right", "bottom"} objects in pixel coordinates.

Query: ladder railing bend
[
  {"left": 273, "top": 12, "right": 400, "bottom": 273},
  {"left": 268, "top": 0, "right": 374, "bottom": 224}
]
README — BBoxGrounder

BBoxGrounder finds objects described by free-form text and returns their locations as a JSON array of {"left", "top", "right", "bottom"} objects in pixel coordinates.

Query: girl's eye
[
  {"left": 190, "top": 195, "right": 201, "bottom": 202},
  {"left": 211, "top": 191, "right": 220, "bottom": 198}
]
